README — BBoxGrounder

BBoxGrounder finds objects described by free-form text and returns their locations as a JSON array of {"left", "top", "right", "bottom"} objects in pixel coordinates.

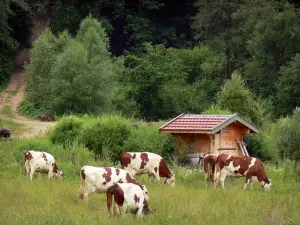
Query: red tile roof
[{"left": 159, "top": 114, "right": 259, "bottom": 134}]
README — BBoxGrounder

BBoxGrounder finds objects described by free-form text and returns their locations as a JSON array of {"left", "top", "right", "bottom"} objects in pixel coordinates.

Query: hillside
[{"left": 0, "top": 19, "right": 55, "bottom": 139}]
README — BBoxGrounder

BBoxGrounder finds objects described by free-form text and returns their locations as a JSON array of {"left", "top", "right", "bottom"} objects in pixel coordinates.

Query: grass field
[{"left": 0, "top": 164, "right": 299, "bottom": 225}]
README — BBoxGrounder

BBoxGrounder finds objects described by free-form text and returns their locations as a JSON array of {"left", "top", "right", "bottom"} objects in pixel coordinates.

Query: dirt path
[
  {"left": 0, "top": 19, "right": 55, "bottom": 139},
  {"left": 0, "top": 64, "right": 55, "bottom": 138}
]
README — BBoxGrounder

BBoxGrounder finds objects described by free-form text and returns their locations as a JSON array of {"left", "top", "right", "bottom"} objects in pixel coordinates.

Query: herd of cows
[{"left": 23, "top": 150, "right": 272, "bottom": 218}]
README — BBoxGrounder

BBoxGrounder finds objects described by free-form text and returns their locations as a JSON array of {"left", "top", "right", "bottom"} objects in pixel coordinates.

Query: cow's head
[
  {"left": 164, "top": 174, "right": 176, "bottom": 187},
  {"left": 262, "top": 178, "right": 272, "bottom": 190},
  {"left": 141, "top": 184, "right": 150, "bottom": 201},
  {"left": 52, "top": 163, "right": 64, "bottom": 178}
]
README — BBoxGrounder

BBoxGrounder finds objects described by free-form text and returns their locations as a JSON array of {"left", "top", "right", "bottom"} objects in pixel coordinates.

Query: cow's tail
[
  {"left": 106, "top": 185, "right": 115, "bottom": 216},
  {"left": 77, "top": 168, "right": 86, "bottom": 200}
]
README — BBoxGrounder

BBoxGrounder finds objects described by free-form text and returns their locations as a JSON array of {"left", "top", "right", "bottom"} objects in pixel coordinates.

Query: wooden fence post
[{"left": 72, "top": 152, "right": 76, "bottom": 176}]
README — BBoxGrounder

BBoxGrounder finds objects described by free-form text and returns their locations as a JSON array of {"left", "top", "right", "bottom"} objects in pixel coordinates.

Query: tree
[
  {"left": 0, "top": 0, "right": 29, "bottom": 84},
  {"left": 233, "top": 1, "right": 300, "bottom": 98},
  {"left": 26, "top": 16, "right": 117, "bottom": 114},
  {"left": 112, "top": 44, "right": 224, "bottom": 120},
  {"left": 216, "top": 72, "right": 264, "bottom": 127},
  {"left": 276, "top": 54, "right": 300, "bottom": 116},
  {"left": 277, "top": 107, "right": 300, "bottom": 179},
  {"left": 192, "top": 0, "right": 246, "bottom": 79}
]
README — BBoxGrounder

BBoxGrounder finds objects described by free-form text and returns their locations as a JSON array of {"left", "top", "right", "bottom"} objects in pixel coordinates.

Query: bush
[
  {"left": 50, "top": 116, "right": 85, "bottom": 147},
  {"left": 78, "top": 115, "right": 132, "bottom": 161},
  {"left": 122, "top": 122, "right": 175, "bottom": 161},
  {"left": 18, "top": 100, "right": 41, "bottom": 118}
]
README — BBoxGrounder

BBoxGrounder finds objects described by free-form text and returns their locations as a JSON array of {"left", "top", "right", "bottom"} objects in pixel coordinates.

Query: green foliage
[
  {"left": 18, "top": 99, "right": 41, "bottom": 118},
  {"left": 78, "top": 115, "right": 132, "bottom": 161},
  {"left": 245, "top": 122, "right": 279, "bottom": 162},
  {"left": 112, "top": 44, "right": 224, "bottom": 119},
  {"left": 50, "top": 116, "right": 85, "bottom": 147},
  {"left": 277, "top": 108, "right": 300, "bottom": 162},
  {"left": 26, "top": 16, "right": 117, "bottom": 115},
  {"left": 122, "top": 122, "right": 175, "bottom": 161},
  {"left": 216, "top": 72, "right": 264, "bottom": 127},
  {"left": 234, "top": 1, "right": 300, "bottom": 98},
  {"left": 276, "top": 54, "right": 300, "bottom": 116},
  {"left": 202, "top": 105, "right": 231, "bottom": 114},
  {"left": 50, "top": 1, "right": 82, "bottom": 36}
]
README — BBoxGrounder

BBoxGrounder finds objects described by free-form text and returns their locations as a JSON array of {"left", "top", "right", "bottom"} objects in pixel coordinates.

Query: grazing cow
[
  {"left": 0, "top": 128, "right": 11, "bottom": 139},
  {"left": 106, "top": 183, "right": 151, "bottom": 217},
  {"left": 24, "top": 150, "right": 64, "bottom": 182},
  {"left": 120, "top": 152, "right": 176, "bottom": 187},
  {"left": 203, "top": 154, "right": 218, "bottom": 186},
  {"left": 77, "top": 166, "right": 149, "bottom": 201},
  {"left": 214, "top": 154, "right": 272, "bottom": 190}
]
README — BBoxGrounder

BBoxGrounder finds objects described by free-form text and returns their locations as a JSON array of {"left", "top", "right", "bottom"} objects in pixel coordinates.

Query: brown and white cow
[
  {"left": 203, "top": 154, "right": 218, "bottom": 186},
  {"left": 120, "top": 152, "right": 175, "bottom": 187},
  {"left": 214, "top": 154, "right": 272, "bottom": 190},
  {"left": 106, "top": 183, "right": 151, "bottom": 217},
  {"left": 24, "top": 150, "right": 64, "bottom": 182},
  {"left": 77, "top": 166, "right": 149, "bottom": 201}
]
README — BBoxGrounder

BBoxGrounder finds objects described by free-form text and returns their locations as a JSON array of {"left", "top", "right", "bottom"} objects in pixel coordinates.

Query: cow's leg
[
  {"left": 136, "top": 207, "right": 144, "bottom": 218},
  {"left": 148, "top": 174, "right": 154, "bottom": 186},
  {"left": 29, "top": 168, "right": 35, "bottom": 183},
  {"left": 244, "top": 176, "right": 251, "bottom": 190},
  {"left": 204, "top": 172, "right": 209, "bottom": 187},
  {"left": 114, "top": 202, "right": 120, "bottom": 215},
  {"left": 120, "top": 205, "right": 127, "bottom": 218},
  {"left": 48, "top": 168, "right": 53, "bottom": 180},
  {"left": 219, "top": 171, "right": 228, "bottom": 189},
  {"left": 25, "top": 161, "right": 30, "bottom": 176},
  {"left": 213, "top": 171, "right": 221, "bottom": 189},
  {"left": 152, "top": 170, "right": 161, "bottom": 186}
]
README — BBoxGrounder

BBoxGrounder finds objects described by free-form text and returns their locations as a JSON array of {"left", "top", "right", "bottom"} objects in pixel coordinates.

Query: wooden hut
[{"left": 159, "top": 114, "right": 259, "bottom": 165}]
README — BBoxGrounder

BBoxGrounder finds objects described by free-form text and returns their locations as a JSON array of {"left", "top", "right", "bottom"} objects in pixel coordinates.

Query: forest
[{"left": 1, "top": 0, "right": 300, "bottom": 167}]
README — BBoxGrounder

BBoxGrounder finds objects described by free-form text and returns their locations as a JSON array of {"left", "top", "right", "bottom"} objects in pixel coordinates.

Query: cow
[
  {"left": 203, "top": 154, "right": 218, "bottom": 186},
  {"left": 120, "top": 152, "right": 176, "bottom": 187},
  {"left": 77, "top": 166, "right": 149, "bottom": 201},
  {"left": 0, "top": 128, "right": 11, "bottom": 139},
  {"left": 214, "top": 154, "right": 272, "bottom": 190},
  {"left": 24, "top": 150, "right": 64, "bottom": 182},
  {"left": 106, "top": 183, "right": 151, "bottom": 218}
]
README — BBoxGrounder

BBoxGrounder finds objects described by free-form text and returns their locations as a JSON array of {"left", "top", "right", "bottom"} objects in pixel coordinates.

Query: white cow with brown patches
[
  {"left": 77, "top": 166, "right": 149, "bottom": 201},
  {"left": 24, "top": 150, "right": 64, "bottom": 182},
  {"left": 120, "top": 152, "right": 175, "bottom": 187},
  {"left": 106, "top": 183, "right": 151, "bottom": 217},
  {"left": 214, "top": 154, "right": 272, "bottom": 190}
]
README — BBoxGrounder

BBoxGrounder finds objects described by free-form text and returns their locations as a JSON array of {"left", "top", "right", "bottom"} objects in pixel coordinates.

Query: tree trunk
[{"left": 293, "top": 159, "right": 298, "bottom": 181}]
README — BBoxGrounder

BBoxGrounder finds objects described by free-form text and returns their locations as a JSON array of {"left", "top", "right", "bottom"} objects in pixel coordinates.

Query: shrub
[
  {"left": 78, "top": 115, "right": 132, "bottom": 161},
  {"left": 50, "top": 116, "right": 85, "bottom": 147},
  {"left": 122, "top": 122, "right": 175, "bottom": 161}
]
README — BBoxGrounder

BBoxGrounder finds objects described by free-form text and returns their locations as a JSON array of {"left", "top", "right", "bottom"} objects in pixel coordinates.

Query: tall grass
[
  {"left": 0, "top": 166, "right": 299, "bottom": 225},
  {"left": 1, "top": 138, "right": 300, "bottom": 224}
]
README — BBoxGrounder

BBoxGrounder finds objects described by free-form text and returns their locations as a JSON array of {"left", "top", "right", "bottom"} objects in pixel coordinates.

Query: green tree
[
  {"left": 26, "top": 16, "right": 117, "bottom": 114},
  {"left": 276, "top": 54, "right": 300, "bottom": 116},
  {"left": 233, "top": 1, "right": 300, "bottom": 98},
  {"left": 0, "top": 0, "right": 29, "bottom": 84},
  {"left": 112, "top": 44, "right": 224, "bottom": 119},
  {"left": 192, "top": 0, "right": 246, "bottom": 79},
  {"left": 277, "top": 108, "right": 300, "bottom": 179},
  {"left": 216, "top": 72, "right": 264, "bottom": 126},
  {"left": 26, "top": 28, "right": 59, "bottom": 109}
]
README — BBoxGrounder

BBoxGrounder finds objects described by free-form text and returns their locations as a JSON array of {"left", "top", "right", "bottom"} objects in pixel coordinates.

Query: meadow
[{"left": 0, "top": 140, "right": 299, "bottom": 225}]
